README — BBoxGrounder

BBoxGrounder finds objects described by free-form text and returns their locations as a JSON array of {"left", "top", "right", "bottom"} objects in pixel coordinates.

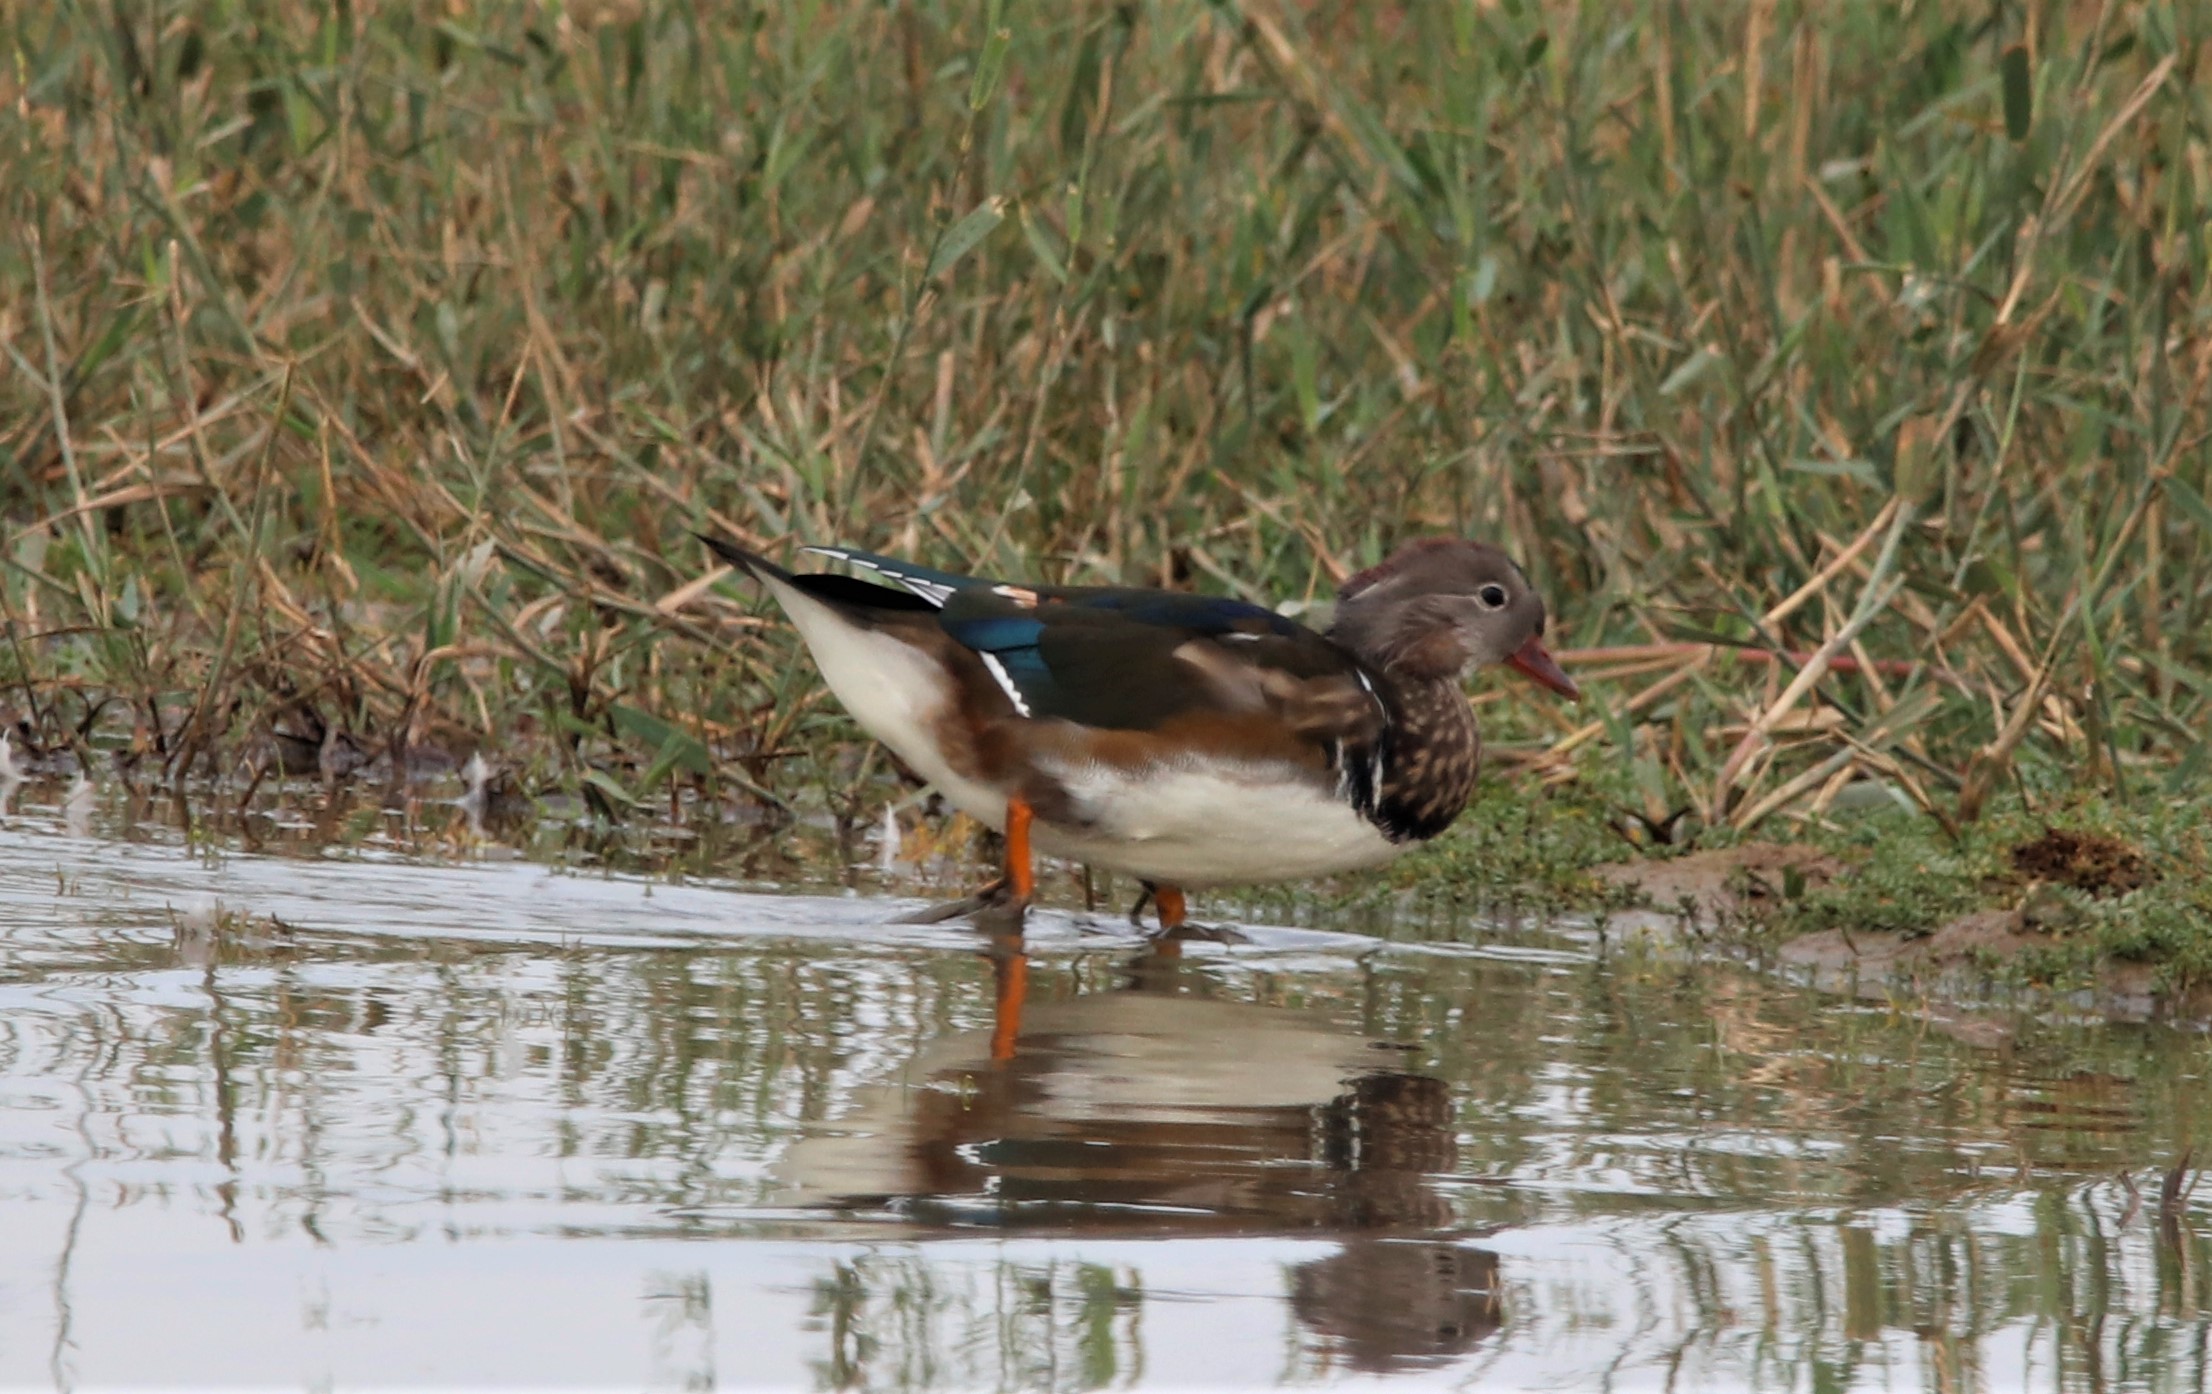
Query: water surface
[{"left": 2, "top": 801, "right": 2208, "bottom": 1390}]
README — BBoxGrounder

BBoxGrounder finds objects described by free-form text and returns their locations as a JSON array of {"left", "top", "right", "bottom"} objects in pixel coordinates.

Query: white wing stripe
[
  {"left": 801, "top": 546, "right": 956, "bottom": 606},
  {"left": 978, "top": 652, "right": 1033, "bottom": 717}
]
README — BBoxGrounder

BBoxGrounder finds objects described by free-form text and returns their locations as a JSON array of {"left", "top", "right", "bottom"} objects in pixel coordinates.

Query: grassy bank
[
  {"left": 1382, "top": 774, "right": 2212, "bottom": 1000},
  {"left": 3, "top": 2, "right": 2209, "bottom": 956}
]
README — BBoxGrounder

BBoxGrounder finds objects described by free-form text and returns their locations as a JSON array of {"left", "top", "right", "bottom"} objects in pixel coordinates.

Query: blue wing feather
[
  {"left": 937, "top": 611, "right": 1056, "bottom": 708},
  {"left": 940, "top": 614, "right": 1046, "bottom": 651}
]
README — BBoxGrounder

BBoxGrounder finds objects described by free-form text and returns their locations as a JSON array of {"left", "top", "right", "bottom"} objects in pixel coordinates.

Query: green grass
[
  {"left": 1756, "top": 788, "right": 2212, "bottom": 989},
  {"left": 2, "top": 1, "right": 2209, "bottom": 957}
]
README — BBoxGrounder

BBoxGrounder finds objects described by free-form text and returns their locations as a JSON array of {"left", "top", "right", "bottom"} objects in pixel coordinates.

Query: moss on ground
[
  {"left": 1766, "top": 794, "right": 2212, "bottom": 993},
  {"left": 1379, "top": 771, "right": 2212, "bottom": 998},
  {"left": 1379, "top": 768, "right": 1648, "bottom": 916}
]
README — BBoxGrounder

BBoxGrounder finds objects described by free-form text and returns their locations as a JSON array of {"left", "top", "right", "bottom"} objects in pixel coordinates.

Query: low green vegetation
[
  {"left": 1376, "top": 771, "right": 1644, "bottom": 913},
  {"left": 3, "top": 3, "right": 2208, "bottom": 982},
  {"left": 1755, "top": 789, "right": 2212, "bottom": 990},
  {"left": 1388, "top": 769, "right": 2212, "bottom": 996}
]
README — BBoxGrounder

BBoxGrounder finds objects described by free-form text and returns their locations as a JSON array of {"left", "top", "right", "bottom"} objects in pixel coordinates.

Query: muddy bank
[{"left": 1591, "top": 838, "right": 2212, "bottom": 1030}]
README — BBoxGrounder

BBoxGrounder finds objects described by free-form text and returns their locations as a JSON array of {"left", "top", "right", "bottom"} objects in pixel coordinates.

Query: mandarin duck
[{"left": 701, "top": 535, "right": 1576, "bottom": 933}]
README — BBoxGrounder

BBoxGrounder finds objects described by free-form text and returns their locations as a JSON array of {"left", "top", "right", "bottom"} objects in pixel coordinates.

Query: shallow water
[{"left": 2, "top": 798, "right": 2210, "bottom": 1392}]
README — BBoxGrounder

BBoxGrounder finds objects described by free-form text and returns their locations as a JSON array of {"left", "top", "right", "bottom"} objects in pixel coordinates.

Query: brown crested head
[{"left": 1327, "top": 538, "right": 1578, "bottom": 698}]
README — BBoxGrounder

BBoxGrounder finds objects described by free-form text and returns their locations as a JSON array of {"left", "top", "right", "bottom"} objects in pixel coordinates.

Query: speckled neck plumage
[{"left": 1363, "top": 672, "right": 1481, "bottom": 844}]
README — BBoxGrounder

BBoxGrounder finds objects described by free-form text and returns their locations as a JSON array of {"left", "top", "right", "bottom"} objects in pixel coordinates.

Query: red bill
[{"left": 1506, "top": 636, "right": 1580, "bottom": 700}]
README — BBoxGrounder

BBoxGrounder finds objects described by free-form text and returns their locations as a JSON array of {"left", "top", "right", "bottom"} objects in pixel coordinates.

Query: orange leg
[
  {"left": 1154, "top": 885, "right": 1188, "bottom": 932},
  {"left": 988, "top": 939, "right": 1028, "bottom": 1062},
  {"left": 1004, "top": 797, "right": 1036, "bottom": 902}
]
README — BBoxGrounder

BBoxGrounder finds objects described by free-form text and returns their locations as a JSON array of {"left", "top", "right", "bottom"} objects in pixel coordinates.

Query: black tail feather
[{"left": 695, "top": 532, "right": 793, "bottom": 583}]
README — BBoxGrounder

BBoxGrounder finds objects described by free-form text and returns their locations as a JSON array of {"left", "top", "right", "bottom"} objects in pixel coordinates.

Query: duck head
[{"left": 1326, "top": 539, "right": 1579, "bottom": 699}]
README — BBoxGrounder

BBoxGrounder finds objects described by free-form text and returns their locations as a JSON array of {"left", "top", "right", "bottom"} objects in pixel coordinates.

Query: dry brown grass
[{"left": 1, "top": 0, "right": 2206, "bottom": 838}]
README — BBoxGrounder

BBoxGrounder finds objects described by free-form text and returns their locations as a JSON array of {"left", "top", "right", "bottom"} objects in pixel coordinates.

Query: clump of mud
[{"left": 2009, "top": 828, "right": 2154, "bottom": 895}]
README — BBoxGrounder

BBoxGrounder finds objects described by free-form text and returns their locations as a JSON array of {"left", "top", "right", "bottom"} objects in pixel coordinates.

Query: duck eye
[{"left": 1477, "top": 584, "right": 1509, "bottom": 610}]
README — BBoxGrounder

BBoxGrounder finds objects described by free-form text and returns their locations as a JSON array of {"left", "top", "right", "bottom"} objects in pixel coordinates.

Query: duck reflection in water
[{"left": 772, "top": 926, "right": 1503, "bottom": 1374}]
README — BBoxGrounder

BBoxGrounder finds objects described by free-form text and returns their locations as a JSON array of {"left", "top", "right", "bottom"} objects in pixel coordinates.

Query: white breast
[{"left": 1033, "top": 757, "right": 1402, "bottom": 889}]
